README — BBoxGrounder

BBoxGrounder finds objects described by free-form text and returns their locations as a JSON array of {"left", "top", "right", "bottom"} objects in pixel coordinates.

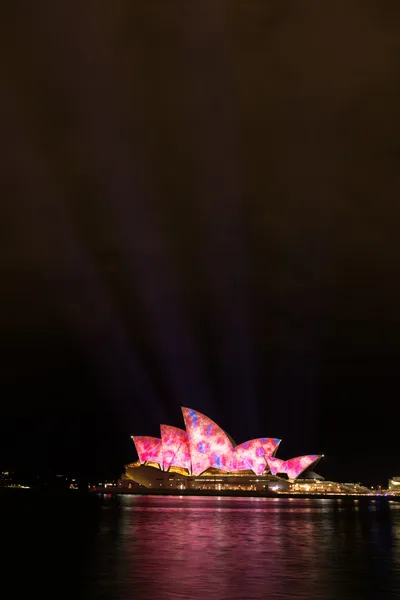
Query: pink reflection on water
[{"left": 91, "top": 496, "right": 383, "bottom": 600}]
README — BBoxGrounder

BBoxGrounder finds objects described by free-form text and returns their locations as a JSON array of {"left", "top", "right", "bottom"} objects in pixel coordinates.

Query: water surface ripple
[
  {"left": 88, "top": 495, "right": 400, "bottom": 599},
  {"left": 4, "top": 493, "right": 400, "bottom": 599}
]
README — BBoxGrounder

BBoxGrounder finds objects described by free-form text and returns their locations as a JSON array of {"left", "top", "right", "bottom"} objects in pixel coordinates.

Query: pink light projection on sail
[
  {"left": 181, "top": 407, "right": 234, "bottom": 475},
  {"left": 266, "top": 457, "right": 286, "bottom": 475},
  {"left": 131, "top": 436, "right": 163, "bottom": 467},
  {"left": 267, "top": 455, "right": 320, "bottom": 479},
  {"left": 131, "top": 407, "right": 322, "bottom": 479},
  {"left": 232, "top": 438, "right": 281, "bottom": 475},
  {"left": 284, "top": 455, "right": 320, "bottom": 479},
  {"left": 160, "top": 425, "right": 191, "bottom": 472}
]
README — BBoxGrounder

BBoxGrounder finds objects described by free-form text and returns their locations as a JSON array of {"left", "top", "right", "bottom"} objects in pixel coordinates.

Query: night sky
[{"left": 1, "top": 1, "right": 400, "bottom": 485}]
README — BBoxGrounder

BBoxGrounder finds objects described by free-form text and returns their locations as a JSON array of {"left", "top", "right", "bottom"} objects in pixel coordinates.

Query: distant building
[
  {"left": 389, "top": 477, "right": 400, "bottom": 492},
  {"left": 0, "top": 471, "right": 12, "bottom": 487}
]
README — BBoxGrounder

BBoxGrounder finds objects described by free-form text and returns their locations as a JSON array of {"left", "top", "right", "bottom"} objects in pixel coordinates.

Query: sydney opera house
[{"left": 121, "top": 407, "right": 323, "bottom": 492}]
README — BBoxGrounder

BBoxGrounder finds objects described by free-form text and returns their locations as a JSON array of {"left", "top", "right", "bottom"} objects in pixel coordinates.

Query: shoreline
[
  {"left": 91, "top": 487, "right": 400, "bottom": 502},
  {"left": 1, "top": 486, "right": 398, "bottom": 503}
]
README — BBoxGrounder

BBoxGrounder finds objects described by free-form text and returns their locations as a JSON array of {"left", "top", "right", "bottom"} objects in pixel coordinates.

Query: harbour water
[{"left": 3, "top": 493, "right": 400, "bottom": 599}]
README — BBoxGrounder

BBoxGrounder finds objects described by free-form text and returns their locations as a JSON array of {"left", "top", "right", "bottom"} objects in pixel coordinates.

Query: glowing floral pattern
[
  {"left": 284, "top": 455, "right": 320, "bottom": 479},
  {"left": 182, "top": 407, "right": 234, "bottom": 475},
  {"left": 267, "top": 455, "right": 320, "bottom": 479},
  {"left": 160, "top": 425, "right": 191, "bottom": 472},
  {"left": 132, "top": 408, "right": 321, "bottom": 479},
  {"left": 131, "top": 436, "right": 163, "bottom": 466},
  {"left": 266, "top": 457, "right": 285, "bottom": 475},
  {"left": 232, "top": 438, "right": 281, "bottom": 475}
]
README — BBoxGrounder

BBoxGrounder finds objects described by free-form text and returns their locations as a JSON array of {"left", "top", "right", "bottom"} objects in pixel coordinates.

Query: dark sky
[{"left": 1, "top": 1, "right": 400, "bottom": 485}]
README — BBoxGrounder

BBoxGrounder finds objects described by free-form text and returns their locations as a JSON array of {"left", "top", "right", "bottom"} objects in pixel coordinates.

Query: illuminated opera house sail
[{"left": 123, "top": 408, "right": 322, "bottom": 491}]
